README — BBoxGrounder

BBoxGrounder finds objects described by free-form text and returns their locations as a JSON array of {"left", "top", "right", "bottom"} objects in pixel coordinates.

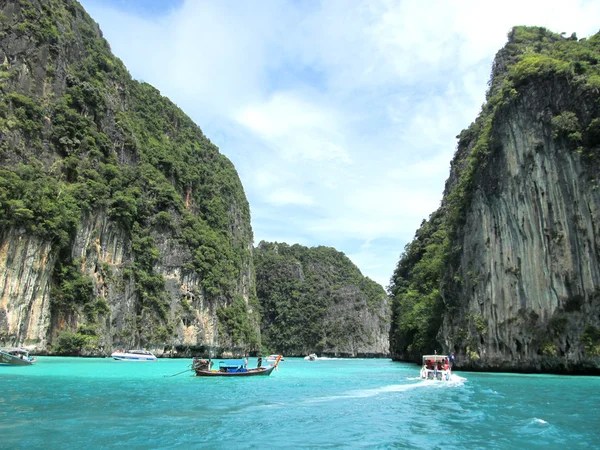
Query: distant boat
[
  {"left": 111, "top": 349, "right": 157, "bottom": 361},
  {"left": 193, "top": 356, "right": 281, "bottom": 377},
  {"left": 304, "top": 353, "right": 318, "bottom": 361},
  {"left": 266, "top": 354, "right": 284, "bottom": 362},
  {"left": 0, "top": 347, "right": 36, "bottom": 366}
]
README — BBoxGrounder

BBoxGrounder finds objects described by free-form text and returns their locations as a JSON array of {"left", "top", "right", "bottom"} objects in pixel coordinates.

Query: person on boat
[
  {"left": 448, "top": 352, "right": 455, "bottom": 368},
  {"left": 257, "top": 357, "right": 262, "bottom": 368},
  {"left": 443, "top": 360, "right": 449, "bottom": 371}
]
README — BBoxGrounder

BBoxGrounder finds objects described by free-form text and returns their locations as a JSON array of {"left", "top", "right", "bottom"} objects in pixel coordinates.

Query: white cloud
[
  {"left": 81, "top": 0, "right": 600, "bottom": 288},
  {"left": 266, "top": 189, "right": 315, "bottom": 207},
  {"left": 235, "top": 92, "right": 351, "bottom": 163}
]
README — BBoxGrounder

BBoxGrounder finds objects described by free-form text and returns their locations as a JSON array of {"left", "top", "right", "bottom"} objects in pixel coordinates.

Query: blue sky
[{"left": 80, "top": 0, "right": 600, "bottom": 288}]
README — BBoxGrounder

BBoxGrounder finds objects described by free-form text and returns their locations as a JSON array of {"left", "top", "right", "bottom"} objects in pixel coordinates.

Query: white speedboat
[
  {"left": 0, "top": 347, "right": 36, "bottom": 366},
  {"left": 111, "top": 349, "right": 157, "bottom": 361},
  {"left": 304, "top": 353, "right": 318, "bottom": 361},
  {"left": 420, "top": 354, "right": 451, "bottom": 381},
  {"left": 266, "top": 354, "right": 284, "bottom": 362}
]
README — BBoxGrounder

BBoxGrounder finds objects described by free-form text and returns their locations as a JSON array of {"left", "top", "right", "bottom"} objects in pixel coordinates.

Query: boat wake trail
[{"left": 306, "top": 376, "right": 467, "bottom": 404}]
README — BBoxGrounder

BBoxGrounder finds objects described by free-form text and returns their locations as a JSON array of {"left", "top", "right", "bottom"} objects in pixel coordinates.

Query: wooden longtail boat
[
  {"left": 193, "top": 355, "right": 281, "bottom": 377},
  {"left": 0, "top": 347, "right": 36, "bottom": 366}
]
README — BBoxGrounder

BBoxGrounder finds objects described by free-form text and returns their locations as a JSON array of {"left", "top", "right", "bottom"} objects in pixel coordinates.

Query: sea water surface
[{"left": 1, "top": 357, "right": 598, "bottom": 449}]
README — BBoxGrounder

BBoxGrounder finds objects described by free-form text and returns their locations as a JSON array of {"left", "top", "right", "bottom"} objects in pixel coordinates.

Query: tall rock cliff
[
  {"left": 255, "top": 241, "right": 390, "bottom": 357},
  {"left": 0, "top": 0, "right": 259, "bottom": 356},
  {"left": 390, "top": 27, "right": 600, "bottom": 374}
]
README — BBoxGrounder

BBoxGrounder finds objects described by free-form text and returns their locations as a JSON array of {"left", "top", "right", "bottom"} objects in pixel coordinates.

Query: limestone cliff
[
  {"left": 390, "top": 27, "right": 600, "bottom": 374},
  {"left": 0, "top": 0, "right": 258, "bottom": 356},
  {"left": 255, "top": 242, "right": 390, "bottom": 357}
]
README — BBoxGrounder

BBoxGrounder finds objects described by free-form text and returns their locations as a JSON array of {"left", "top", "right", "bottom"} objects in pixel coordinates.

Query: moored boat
[
  {"left": 111, "top": 349, "right": 157, "bottom": 361},
  {"left": 193, "top": 356, "right": 281, "bottom": 377},
  {"left": 420, "top": 354, "right": 451, "bottom": 381},
  {"left": 0, "top": 347, "right": 36, "bottom": 366}
]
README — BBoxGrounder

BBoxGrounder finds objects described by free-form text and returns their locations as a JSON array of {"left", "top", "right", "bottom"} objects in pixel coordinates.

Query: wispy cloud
[
  {"left": 266, "top": 189, "right": 315, "bottom": 207},
  {"left": 82, "top": 0, "right": 600, "bottom": 288}
]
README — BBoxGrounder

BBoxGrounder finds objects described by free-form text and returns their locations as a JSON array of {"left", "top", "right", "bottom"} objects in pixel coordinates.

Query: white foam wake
[{"left": 305, "top": 375, "right": 467, "bottom": 405}]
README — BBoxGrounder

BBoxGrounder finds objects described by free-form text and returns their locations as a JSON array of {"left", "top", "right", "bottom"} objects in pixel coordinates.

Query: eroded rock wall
[{"left": 442, "top": 77, "right": 600, "bottom": 373}]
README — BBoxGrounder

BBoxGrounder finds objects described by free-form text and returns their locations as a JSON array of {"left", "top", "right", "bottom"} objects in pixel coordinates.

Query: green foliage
[
  {"left": 0, "top": 0, "right": 254, "bottom": 350},
  {"left": 510, "top": 55, "right": 571, "bottom": 85},
  {"left": 551, "top": 112, "right": 582, "bottom": 148},
  {"left": 255, "top": 242, "right": 387, "bottom": 354},
  {"left": 541, "top": 342, "right": 559, "bottom": 357},
  {"left": 217, "top": 295, "right": 259, "bottom": 348},
  {"left": 389, "top": 26, "right": 600, "bottom": 360},
  {"left": 581, "top": 325, "right": 600, "bottom": 357},
  {"left": 548, "top": 315, "right": 568, "bottom": 336},
  {"left": 584, "top": 118, "right": 600, "bottom": 148},
  {"left": 52, "top": 328, "right": 99, "bottom": 355},
  {"left": 473, "top": 314, "right": 488, "bottom": 335},
  {"left": 0, "top": 165, "right": 81, "bottom": 247},
  {"left": 389, "top": 212, "right": 446, "bottom": 358},
  {"left": 50, "top": 259, "right": 96, "bottom": 311}
]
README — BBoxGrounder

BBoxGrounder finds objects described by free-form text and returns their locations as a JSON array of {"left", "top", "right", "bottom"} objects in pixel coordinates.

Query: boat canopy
[
  {"left": 422, "top": 355, "right": 448, "bottom": 362},
  {"left": 218, "top": 360, "right": 246, "bottom": 369},
  {"left": 1, "top": 347, "right": 28, "bottom": 353},
  {"left": 127, "top": 350, "right": 154, "bottom": 355}
]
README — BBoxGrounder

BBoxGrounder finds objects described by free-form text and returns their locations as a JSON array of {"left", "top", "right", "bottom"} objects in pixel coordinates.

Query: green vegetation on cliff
[
  {"left": 0, "top": 0, "right": 254, "bottom": 351},
  {"left": 255, "top": 241, "right": 388, "bottom": 356},
  {"left": 389, "top": 26, "right": 600, "bottom": 362}
]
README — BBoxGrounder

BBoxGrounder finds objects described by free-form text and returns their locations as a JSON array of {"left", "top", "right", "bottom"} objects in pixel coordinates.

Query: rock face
[
  {"left": 0, "top": 0, "right": 257, "bottom": 356},
  {"left": 390, "top": 27, "right": 600, "bottom": 373},
  {"left": 255, "top": 242, "right": 390, "bottom": 357}
]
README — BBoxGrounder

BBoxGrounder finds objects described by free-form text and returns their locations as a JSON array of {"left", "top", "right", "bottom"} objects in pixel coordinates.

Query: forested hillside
[
  {"left": 0, "top": 0, "right": 258, "bottom": 355},
  {"left": 255, "top": 242, "right": 389, "bottom": 357},
  {"left": 390, "top": 26, "right": 600, "bottom": 374}
]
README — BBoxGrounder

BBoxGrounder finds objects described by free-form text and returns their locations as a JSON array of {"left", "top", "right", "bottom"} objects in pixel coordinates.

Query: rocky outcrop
[
  {"left": 442, "top": 74, "right": 600, "bottom": 373},
  {"left": 390, "top": 27, "right": 600, "bottom": 373},
  {"left": 255, "top": 241, "right": 390, "bottom": 357},
  {"left": 0, "top": 230, "right": 54, "bottom": 346},
  {"left": 0, "top": 0, "right": 256, "bottom": 356}
]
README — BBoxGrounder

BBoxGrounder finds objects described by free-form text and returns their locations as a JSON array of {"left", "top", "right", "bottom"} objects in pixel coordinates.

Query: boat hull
[
  {"left": 111, "top": 351, "right": 157, "bottom": 361},
  {"left": 0, "top": 351, "right": 36, "bottom": 366},
  {"left": 112, "top": 355, "right": 157, "bottom": 361},
  {"left": 194, "top": 365, "right": 276, "bottom": 377}
]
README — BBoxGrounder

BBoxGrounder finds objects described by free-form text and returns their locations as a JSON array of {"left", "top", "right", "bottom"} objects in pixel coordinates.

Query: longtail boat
[
  {"left": 0, "top": 347, "right": 36, "bottom": 366},
  {"left": 193, "top": 355, "right": 281, "bottom": 377}
]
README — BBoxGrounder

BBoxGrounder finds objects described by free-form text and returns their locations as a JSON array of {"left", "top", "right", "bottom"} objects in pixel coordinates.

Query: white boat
[
  {"left": 111, "top": 349, "right": 157, "bottom": 361},
  {"left": 304, "top": 353, "right": 318, "bottom": 361},
  {"left": 0, "top": 347, "right": 36, "bottom": 366},
  {"left": 420, "top": 354, "right": 451, "bottom": 381},
  {"left": 266, "top": 354, "right": 284, "bottom": 362}
]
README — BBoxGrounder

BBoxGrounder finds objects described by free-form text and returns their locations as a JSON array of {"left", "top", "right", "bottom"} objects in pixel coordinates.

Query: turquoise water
[{"left": 1, "top": 357, "right": 598, "bottom": 449}]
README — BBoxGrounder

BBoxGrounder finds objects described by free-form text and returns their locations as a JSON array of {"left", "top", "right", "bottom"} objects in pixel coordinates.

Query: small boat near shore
[
  {"left": 266, "top": 354, "right": 284, "bottom": 362},
  {"left": 111, "top": 349, "right": 157, "bottom": 361},
  {"left": 0, "top": 347, "right": 36, "bottom": 366},
  {"left": 193, "top": 356, "right": 281, "bottom": 377},
  {"left": 420, "top": 354, "right": 451, "bottom": 381},
  {"left": 304, "top": 353, "right": 318, "bottom": 361}
]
